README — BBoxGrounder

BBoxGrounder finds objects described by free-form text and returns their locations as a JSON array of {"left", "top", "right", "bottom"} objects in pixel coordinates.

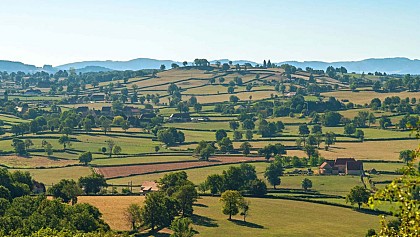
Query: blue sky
[{"left": 1, "top": 0, "right": 419, "bottom": 66}]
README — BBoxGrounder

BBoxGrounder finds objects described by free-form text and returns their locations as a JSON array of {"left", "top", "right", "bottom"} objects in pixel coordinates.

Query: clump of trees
[
  {"left": 124, "top": 171, "right": 198, "bottom": 232},
  {"left": 157, "top": 128, "right": 185, "bottom": 146},
  {"left": 0, "top": 169, "right": 111, "bottom": 236},
  {"left": 200, "top": 164, "right": 267, "bottom": 196}
]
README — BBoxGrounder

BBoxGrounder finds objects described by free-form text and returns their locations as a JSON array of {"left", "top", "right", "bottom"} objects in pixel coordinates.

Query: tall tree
[{"left": 220, "top": 190, "right": 245, "bottom": 220}]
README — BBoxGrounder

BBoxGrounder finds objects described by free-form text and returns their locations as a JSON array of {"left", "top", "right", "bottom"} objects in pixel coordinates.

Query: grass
[
  {"left": 0, "top": 155, "right": 78, "bottom": 168},
  {"left": 79, "top": 195, "right": 380, "bottom": 235},
  {"left": 8, "top": 166, "right": 92, "bottom": 185},
  {"left": 108, "top": 162, "right": 269, "bottom": 186},
  {"left": 167, "top": 121, "right": 231, "bottom": 131},
  {"left": 287, "top": 140, "right": 419, "bottom": 161},
  {"left": 321, "top": 90, "right": 420, "bottom": 105},
  {"left": 91, "top": 155, "right": 196, "bottom": 166},
  {"left": 193, "top": 196, "right": 379, "bottom": 237}
]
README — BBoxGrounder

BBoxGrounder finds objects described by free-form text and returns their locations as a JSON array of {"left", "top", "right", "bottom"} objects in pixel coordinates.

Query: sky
[{"left": 1, "top": 0, "right": 419, "bottom": 66}]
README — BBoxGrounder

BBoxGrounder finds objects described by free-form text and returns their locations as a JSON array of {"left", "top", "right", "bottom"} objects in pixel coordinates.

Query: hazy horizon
[{"left": 1, "top": 0, "right": 419, "bottom": 66}]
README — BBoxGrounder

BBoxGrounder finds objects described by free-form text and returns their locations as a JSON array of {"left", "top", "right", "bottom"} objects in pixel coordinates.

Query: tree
[
  {"left": 215, "top": 129, "right": 227, "bottom": 141},
  {"left": 304, "top": 145, "right": 317, "bottom": 159},
  {"left": 301, "top": 178, "right": 312, "bottom": 191},
  {"left": 311, "top": 124, "right": 322, "bottom": 134},
  {"left": 43, "top": 141, "right": 53, "bottom": 157},
  {"left": 205, "top": 174, "right": 224, "bottom": 195},
  {"left": 78, "top": 173, "right": 107, "bottom": 194},
  {"left": 58, "top": 135, "right": 71, "bottom": 150},
  {"left": 160, "top": 64, "right": 166, "bottom": 70},
  {"left": 248, "top": 179, "right": 267, "bottom": 196},
  {"left": 233, "top": 131, "right": 242, "bottom": 141},
  {"left": 228, "top": 86, "right": 235, "bottom": 94},
  {"left": 141, "top": 191, "right": 177, "bottom": 230},
  {"left": 239, "top": 142, "right": 252, "bottom": 156},
  {"left": 322, "top": 111, "right": 342, "bottom": 127},
  {"left": 355, "top": 129, "right": 365, "bottom": 142},
  {"left": 193, "top": 103, "right": 202, "bottom": 113},
  {"left": 170, "top": 217, "right": 195, "bottom": 237},
  {"left": 48, "top": 179, "right": 81, "bottom": 205},
  {"left": 218, "top": 137, "right": 233, "bottom": 153},
  {"left": 245, "top": 130, "right": 253, "bottom": 140},
  {"left": 299, "top": 124, "right": 310, "bottom": 137},
  {"left": 174, "top": 184, "right": 198, "bottom": 217},
  {"left": 12, "top": 138, "right": 27, "bottom": 156},
  {"left": 99, "top": 116, "right": 112, "bottom": 134},
  {"left": 113, "top": 145, "right": 122, "bottom": 155},
  {"left": 344, "top": 123, "right": 356, "bottom": 135},
  {"left": 220, "top": 190, "right": 244, "bottom": 220},
  {"left": 242, "top": 119, "right": 255, "bottom": 130},
  {"left": 78, "top": 152, "right": 93, "bottom": 165},
  {"left": 105, "top": 139, "right": 115, "bottom": 158},
  {"left": 324, "top": 132, "right": 336, "bottom": 150},
  {"left": 24, "top": 139, "right": 33, "bottom": 150},
  {"left": 346, "top": 186, "right": 370, "bottom": 209},
  {"left": 239, "top": 199, "right": 250, "bottom": 222},
  {"left": 369, "top": 146, "right": 419, "bottom": 236},
  {"left": 229, "top": 121, "right": 239, "bottom": 130},
  {"left": 264, "top": 158, "right": 283, "bottom": 189},
  {"left": 183, "top": 61, "right": 188, "bottom": 67},
  {"left": 125, "top": 203, "right": 142, "bottom": 231},
  {"left": 194, "top": 141, "right": 215, "bottom": 160},
  {"left": 399, "top": 150, "right": 414, "bottom": 164}
]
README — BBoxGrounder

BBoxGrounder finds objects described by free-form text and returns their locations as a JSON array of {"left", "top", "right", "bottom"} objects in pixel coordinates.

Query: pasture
[{"left": 79, "top": 196, "right": 380, "bottom": 236}]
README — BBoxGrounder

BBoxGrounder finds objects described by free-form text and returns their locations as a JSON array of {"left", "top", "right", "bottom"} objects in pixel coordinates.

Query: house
[
  {"left": 168, "top": 113, "right": 191, "bottom": 122},
  {"left": 319, "top": 158, "right": 363, "bottom": 175},
  {"left": 285, "top": 92, "right": 297, "bottom": 97},
  {"left": 139, "top": 113, "right": 156, "bottom": 122},
  {"left": 140, "top": 181, "right": 159, "bottom": 195},
  {"left": 123, "top": 106, "right": 141, "bottom": 116}
]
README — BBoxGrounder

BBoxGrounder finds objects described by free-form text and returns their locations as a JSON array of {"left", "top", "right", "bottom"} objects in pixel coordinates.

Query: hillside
[
  {"left": 1, "top": 57, "right": 420, "bottom": 74},
  {"left": 279, "top": 57, "right": 420, "bottom": 74}
]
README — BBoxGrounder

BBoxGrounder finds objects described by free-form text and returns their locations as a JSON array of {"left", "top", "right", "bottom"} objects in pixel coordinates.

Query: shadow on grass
[
  {"left": 191, "top": 214, "right": 218, "bottom": 227},
  {"left": 133, "top": 228, "right": 170, "bottom": 237},
  {"left": 229, "top": 219, "right": 264, "bottom": 229},
  {"left": 193, "top": 203, "right": 208, "bottom": 208}
]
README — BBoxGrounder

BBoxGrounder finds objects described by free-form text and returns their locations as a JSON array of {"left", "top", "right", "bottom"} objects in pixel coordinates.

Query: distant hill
[
  {"left": 277, "top": 57, "right": 420, "bottom": 74},
  {"left": 0, "top": 60, "right": 39, "bottom": 73},
  {"left": 210, "top": 59, "right": 258, "bottom": 66},
  {"left": 56, "top": 58, "right": 180, "bottom": 71},
  {"left": 1, "top": 57, "right": 420, "bottom": 74},
  {"left": 75, "top": 66, "right": 113, "bottom": 73}
]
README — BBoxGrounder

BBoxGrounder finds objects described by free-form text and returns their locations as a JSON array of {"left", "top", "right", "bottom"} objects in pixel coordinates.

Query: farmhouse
[
  {"left": 319, "top": 158, "right": 364, "bottom": 175},
  {"left": 140, "top": 181, "right": 159, "bottom": 195},
  {"left": 168, "top": 113, "right": 191, "bottom": 122}
]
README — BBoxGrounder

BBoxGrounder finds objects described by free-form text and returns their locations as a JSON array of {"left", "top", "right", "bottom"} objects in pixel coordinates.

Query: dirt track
[{"left": 95, "top": 156, "right": 265, "bottom": 179}]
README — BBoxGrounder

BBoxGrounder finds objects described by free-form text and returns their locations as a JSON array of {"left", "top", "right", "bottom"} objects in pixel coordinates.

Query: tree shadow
[
  {"left": 193, "top": 203, "right": 208, "bottom": 208},
  {"left": 191, "top": 214, "right": 218, "bottom": 227},
  {"left": 134, "top": 228, "right": 171, "bottom": 237},
  {"left": 229, "top": 219, "right": 264, "bottom": 229}
]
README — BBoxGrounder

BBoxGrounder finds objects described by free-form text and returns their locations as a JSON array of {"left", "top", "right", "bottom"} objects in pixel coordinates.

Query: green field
[{"left": 192, "top": 196, "right": 379, "bottom": 237}]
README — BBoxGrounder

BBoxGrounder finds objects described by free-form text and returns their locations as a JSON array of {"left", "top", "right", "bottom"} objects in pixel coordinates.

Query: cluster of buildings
[{"left": 319, "top": 158, "right": 364, "bottom": 175}]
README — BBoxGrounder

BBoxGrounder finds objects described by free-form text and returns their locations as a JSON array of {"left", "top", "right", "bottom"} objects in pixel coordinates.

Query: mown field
[{"left": 79, "top": 196, "right": 380, "bottom": 236}]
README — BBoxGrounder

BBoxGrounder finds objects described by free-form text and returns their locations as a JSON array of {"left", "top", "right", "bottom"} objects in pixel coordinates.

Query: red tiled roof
[{"left": 334, "top": 158, "right": 356, "bottom": 166}]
